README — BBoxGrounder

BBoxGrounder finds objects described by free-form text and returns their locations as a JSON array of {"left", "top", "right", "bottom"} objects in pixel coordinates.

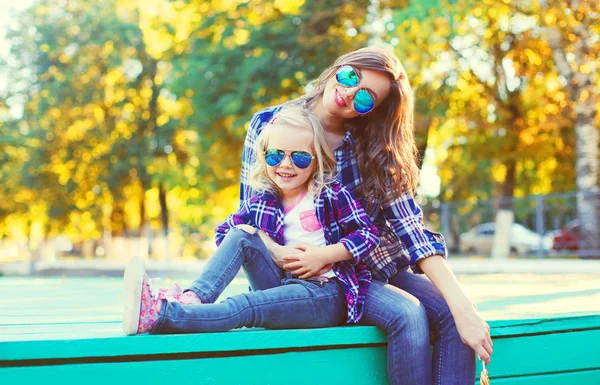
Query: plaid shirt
[
  {"left": 241, "top": 105, "right": 447, "bottom": 280},
  {"left": 216, "top": 182, "right": 378, "bottom": 323}
]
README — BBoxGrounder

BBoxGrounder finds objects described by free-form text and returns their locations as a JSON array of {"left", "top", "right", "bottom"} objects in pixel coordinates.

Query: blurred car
[
  {"left": 551, "top": 219, "right": 580, "bottom": 250},
  {"left": 459, "top": 222, "right": 553, "bottom": 255}
]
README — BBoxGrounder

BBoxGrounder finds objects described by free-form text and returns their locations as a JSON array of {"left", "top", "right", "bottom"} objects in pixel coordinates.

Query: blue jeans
[
  {"left": 358, "top": 280, "right": 431, "bottom": 385},
  {"left": 388, "top": 270, "right": 476, "bottom": 385},
  {"left": 151, "top": 229, "right": 346, "bottom": 333}
]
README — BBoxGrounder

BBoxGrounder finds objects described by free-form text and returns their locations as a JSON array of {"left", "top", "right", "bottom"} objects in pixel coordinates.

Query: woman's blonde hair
[
  {"left": 249, "top": 107, "right": 336, "bottom": 198},
  {"left": 296, "top": 47, "right": 418, "bottom": 212}
]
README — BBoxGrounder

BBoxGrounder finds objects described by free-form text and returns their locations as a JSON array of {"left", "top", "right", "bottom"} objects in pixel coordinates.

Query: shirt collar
[
  {"left": 257, "top": 191, "right": 279, "bottom": 202},
  {"left": 340, "top": 130, "right": 355, "bottom": 149}
]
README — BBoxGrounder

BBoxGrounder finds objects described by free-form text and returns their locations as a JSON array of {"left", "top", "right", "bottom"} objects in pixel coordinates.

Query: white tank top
[{"left": 283, "top": 191, "right": 335, "bottom": 278}]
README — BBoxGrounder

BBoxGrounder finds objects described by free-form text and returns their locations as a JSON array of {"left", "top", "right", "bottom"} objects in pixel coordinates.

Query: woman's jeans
[
  {"left": 152, "top": 229, "right": 346, "bottom": 334},
  {"left": 386, "top": 270, "right": 476, "bottom": 385}
]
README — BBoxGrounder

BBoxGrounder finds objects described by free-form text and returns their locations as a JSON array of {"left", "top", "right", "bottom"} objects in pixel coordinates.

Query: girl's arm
[
  {"left": 215, "top": 198, "right": 255, "bottom": 246},
  {"left": 332, "top": 184, "right": 380, "bottom": 263},
  {"left": 418, "top": 256, "right": 493, "bottom": 364},
  {"left": 283, "top": 185, "right": 379, "bottom": 278}
]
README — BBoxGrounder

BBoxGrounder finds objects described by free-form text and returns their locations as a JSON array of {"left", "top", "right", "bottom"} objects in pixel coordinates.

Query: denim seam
[{"left": 422, "top": 302, "right": 444, "bottom": 385}]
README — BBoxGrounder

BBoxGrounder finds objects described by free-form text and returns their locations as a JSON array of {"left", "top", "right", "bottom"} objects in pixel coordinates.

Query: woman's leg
[
  {"left": 389, "top": 270, "right": 476, "bottom": 385},
  {"left": 186, "top": 228, "right": 283, "bottom": 303},
  {"left": 359, "top": 280, "right": 432, "bottom": 385},
  {"left": 153, "top": 278, "right": 346, "bottom": 334}
]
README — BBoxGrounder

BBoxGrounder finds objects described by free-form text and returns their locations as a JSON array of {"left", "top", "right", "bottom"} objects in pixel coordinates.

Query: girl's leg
[
  {"left": 359, "top": 280, "right": 432, "bottom": 385},
  {"left": 153, "top": 278, "right": 346, "bottom": 334},
  {"left": 388, "top": 270, "right": 476, "bottom": 385},
  {"left": 186, "top": 228, "right": 284, "bottom": 303}
]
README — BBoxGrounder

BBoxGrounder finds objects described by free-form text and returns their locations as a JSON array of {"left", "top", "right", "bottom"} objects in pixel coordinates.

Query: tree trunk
[
  {"left": 500, "top": 159, "right": 516, "bottom": 210},
  {"left": 139, "top": 187, "right": 149, "bottom": 259},
  {"left": 546, "top": 24, "right": 600, "bottom": 255},
  {"left": 158, "top": 183, "right": 169, "bottom": 260},
  {"left": 414, "top": 114, "right": 432, "bottom": 170}
]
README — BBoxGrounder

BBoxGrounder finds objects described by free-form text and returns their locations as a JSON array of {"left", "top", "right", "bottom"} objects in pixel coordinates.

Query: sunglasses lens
[
  {"left": 354, "top": 89, "right": 375, "bottom": 114},
  {"left": 335, "top": 65, "right": 359, "bottom": 87},
  {"left": 291, "top": 151, "right": 313, "bottom": 169},
  {"left": 265, "top": 149, "right": 284, "bottom": 166}
]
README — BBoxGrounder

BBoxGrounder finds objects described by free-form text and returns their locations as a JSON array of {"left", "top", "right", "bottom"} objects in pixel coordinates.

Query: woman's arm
[
  {"left": 382, "top": 191, "right": 493, "bottom": 363},
  {"left": 240, "top": 106, "right": 283, "bottom": 205},
  {"left": 418, "top": 255, "right": 493, "bottom": 364}
]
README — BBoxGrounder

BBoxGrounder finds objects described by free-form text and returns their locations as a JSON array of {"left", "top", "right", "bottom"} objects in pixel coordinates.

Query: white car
[{"left": 459, "top": 222, "right": 553, "bottom": 255}]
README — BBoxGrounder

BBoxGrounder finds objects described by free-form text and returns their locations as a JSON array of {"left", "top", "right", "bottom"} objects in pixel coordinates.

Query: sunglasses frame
[
  {"left": 335, "top": 65, "right": 376, "bottom": 115},
  {"left": 264, "top": 149, "right": 315, "bottom": 169}
]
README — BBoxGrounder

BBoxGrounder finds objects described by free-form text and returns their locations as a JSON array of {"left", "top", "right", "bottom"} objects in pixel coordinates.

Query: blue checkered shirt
[{"left": 240, "top": 105, "right": 447, "bottom": 280}]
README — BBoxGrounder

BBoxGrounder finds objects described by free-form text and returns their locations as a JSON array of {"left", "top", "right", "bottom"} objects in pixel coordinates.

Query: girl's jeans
[{"left": 151, "top": 229, "right": 346, "bottom": 334}]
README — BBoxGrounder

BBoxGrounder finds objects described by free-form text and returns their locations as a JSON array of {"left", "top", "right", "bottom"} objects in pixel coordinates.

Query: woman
[{"left": 240, "top": 47, "right": 492, "bottom": 385}]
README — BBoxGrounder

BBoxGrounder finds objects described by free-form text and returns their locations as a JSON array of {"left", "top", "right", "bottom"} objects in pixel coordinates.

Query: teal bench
[
  {"left": 2, "top": 315, "right": 600, "bottom": 384},
  {"left": 1, "top": 277, "right": 600, "bottom": 384}
]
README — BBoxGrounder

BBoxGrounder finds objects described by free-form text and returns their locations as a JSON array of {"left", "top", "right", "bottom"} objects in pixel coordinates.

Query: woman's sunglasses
[
  {"left": 335, "top": 65, "right": 376, "bottom": 114},
  {"left": 264, "top": 149, "right": 315, "bottom": 169}
]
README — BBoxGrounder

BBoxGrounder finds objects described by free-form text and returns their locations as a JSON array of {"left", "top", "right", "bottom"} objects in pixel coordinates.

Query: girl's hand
[
  {"left": 451, "top": 300, "right": 493, "bottom": 364},
  {"left": 235, "top": 224, "right": 256, "bottom": 234},
  {"left": 282, "top": 243, "right": 329, "bottom": 279}
]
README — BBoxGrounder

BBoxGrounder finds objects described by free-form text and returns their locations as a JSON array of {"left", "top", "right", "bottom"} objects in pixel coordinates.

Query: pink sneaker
[
  {"left": 122, "top": 256, "right": 161, "bottom": 335},
  {"left": 122, "top": 256, "right": 202, "bottom": 335}
]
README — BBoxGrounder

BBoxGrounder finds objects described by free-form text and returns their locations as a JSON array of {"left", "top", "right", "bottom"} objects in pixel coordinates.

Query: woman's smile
[{"left": 334, "top": 88, "right": 348, "bottom": 108}]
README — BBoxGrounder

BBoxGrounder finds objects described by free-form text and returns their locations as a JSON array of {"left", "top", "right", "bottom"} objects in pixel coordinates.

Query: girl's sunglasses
[
  {"left": 335, "top": 65, "right": 376, "bottom": 114},
  {"left": 264, "top": 149, "right": 315, "bottom": 169}
]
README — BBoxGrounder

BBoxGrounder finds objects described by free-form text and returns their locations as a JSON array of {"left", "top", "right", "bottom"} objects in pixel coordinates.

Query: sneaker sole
[{"left": 122, "top": 256, "right": 145, "bottom": 335}]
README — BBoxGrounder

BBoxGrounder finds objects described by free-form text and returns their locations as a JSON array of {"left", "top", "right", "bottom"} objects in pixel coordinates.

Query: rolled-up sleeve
[
  {"left": 335, "top": 185, "right": 380, "bottom": 264},
  {"left": 215, "top": 198, "right": 254, "bottom": 247},
  {"left": 382, "top": 191, "right": 447, "bottom": 274}
]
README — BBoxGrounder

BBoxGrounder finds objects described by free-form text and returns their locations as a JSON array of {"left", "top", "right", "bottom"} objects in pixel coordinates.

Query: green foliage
[{"left": 0, "top": 0, "right": 596, "bottom": 246}]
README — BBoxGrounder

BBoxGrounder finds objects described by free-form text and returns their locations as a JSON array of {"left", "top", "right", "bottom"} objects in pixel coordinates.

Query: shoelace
[
  {"left": 148, "top": 278, "right": 183, "bottom": 301},
  {"left": 145, "top": 278, "right": 185, "bottom": 312}
]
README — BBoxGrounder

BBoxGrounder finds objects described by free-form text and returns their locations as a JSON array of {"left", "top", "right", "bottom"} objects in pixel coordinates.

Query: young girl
[
  {"left": 240, "top": 47, "right": 493, "bottom": 385},
  {"left": 122, "top": 107, "right": 379, "bottom": 335}
]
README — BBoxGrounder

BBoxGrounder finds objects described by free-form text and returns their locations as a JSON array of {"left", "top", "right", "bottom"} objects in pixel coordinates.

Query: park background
[
  {"left": 0, "top": 0, "right": 598, "bottom": 268},
  {"left": 1, "top": 2, "right": 599, "bottom": 384}
]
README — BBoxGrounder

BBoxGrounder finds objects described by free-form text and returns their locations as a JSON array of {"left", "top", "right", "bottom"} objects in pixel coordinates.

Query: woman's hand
[
  {"left": 451, "top": 299, "right": 493, "bottom": 364},
  {"left": 282, "top": 243, "right": 329, "bottom": 279},
  {"left": 417, "top": 256, "right": 493, "bottom": 364}
]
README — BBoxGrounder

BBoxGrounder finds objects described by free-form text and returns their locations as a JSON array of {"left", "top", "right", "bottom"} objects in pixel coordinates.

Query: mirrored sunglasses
[
  {"left": 335, "top": 65, "right": 376, "bottom": 114},
  {"left": 264, "top": 149, "right": 315, "bottom": 169}
]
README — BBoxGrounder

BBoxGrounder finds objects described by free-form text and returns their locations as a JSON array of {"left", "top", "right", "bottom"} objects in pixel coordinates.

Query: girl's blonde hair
[
  {"left": 249, "top": 107, "right": 336, "bottom": 198},
  {"left": 296, "top": 47, "right": 418, "bottom": 212}
]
